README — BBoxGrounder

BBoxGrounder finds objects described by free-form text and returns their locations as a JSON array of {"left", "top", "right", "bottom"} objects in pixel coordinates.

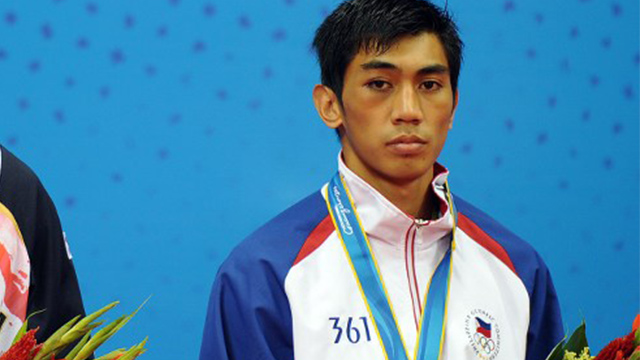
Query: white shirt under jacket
[
  {"left": 337, "top": 156, "right": 454, "bottom": 354},
  {"left": 200, "top": 156, "right": 564, "bottom": 360}
]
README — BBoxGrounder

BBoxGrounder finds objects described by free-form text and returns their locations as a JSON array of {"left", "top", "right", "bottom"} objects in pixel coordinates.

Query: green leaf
[
  {"left": 66, "top": 332, "right": 92, "bottom": 360},
  {"left": 60, "top": 318, "right": 107, "bottom": 345},
  {"left": 33, "top": 314, "right": 82, "bottom": 360},
  {"left": 112, "top": 296, "right": 151, "bottom": 334},
  {"left": 89, "top": 296, "right": 150, "bottom": 350},
  {"left": 66, "top": 301, "right": 119, "bottom": 338},
  {"left": 93, "top": 315, "right": 127, "bottom": 341},
  {"left": 564, "top": 321, "right": 588, "bottom": 353},
  {"left": 93, "top": 348, "right": 125, "bottom": 360},
  {"left": 11, "top": 309, "right": 46, "bottom": 345},
  {"left": 117, "top": 337, "right": 148, "bottom": 360},
  {"left": 72, "top": 298, "right": 148, "bottom": 360},
  {"left": 49, "top": 320, "right": 102, "bottom": 360},
  {"left": 71, "top": 317, "right": 128, "bottom": 360}
]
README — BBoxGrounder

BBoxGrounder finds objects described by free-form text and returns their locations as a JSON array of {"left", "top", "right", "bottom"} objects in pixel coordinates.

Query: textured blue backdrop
[{"left": 1, "top": 0, "right": 638, "bottom": 359}]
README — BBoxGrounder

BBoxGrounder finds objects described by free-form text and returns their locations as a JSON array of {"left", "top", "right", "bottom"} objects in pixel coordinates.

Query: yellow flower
[{"left": 563, "top": 348, "right": 594, "bottom": 360}]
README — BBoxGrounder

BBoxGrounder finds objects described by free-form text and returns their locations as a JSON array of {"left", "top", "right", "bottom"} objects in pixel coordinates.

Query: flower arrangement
[
  {"left": 546, "top": 315, "right": 640, "bottom": 360},
  {"left": 0, "top": 301, "right": 147, "bottom": 360}
]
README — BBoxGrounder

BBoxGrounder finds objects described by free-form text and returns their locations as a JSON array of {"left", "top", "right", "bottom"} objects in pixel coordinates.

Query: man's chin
[{"left": 380, "top": 166, "right": 434, "bottom": 185}]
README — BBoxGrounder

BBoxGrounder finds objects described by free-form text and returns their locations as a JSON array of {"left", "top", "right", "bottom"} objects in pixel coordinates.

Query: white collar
[{"left": 337, "top": 153, "right": 455, "bottom": 249}]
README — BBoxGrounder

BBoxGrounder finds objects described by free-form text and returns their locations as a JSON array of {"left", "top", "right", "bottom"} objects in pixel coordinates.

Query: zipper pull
[{"left": 414, "top": 218, "right": 430, "bottom": 228}]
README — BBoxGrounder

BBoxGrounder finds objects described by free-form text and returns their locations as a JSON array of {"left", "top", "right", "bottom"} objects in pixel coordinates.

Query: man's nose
[{"left": 392, "top": 85, "right": 422, "bottom": 125}]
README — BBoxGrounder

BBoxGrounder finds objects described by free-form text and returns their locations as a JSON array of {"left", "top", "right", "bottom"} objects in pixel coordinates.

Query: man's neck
[
  {"left": 378, "top": 176, "right": 436, "bottom": 220},
  {"left": 343, "top": 157, "right": 437, "bottom": 220}
]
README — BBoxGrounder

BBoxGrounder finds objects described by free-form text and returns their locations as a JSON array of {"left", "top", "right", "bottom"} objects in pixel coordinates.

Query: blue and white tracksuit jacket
[{"left": 200, "top": 158, "right": 563, "bottom": 360}]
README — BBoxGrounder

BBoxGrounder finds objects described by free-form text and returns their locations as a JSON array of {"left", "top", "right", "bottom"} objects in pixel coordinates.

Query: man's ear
[
  {"left": 312, "top": 84, "right": 343, "bottom": 129},
  {"left": 448, "top": 90, "right": 459, "bottom": 130}
]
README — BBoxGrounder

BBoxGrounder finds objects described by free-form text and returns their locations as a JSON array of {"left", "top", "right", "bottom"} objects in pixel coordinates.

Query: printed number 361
[{"left": 329, "top": 317, "right": 372, "bottom": 344}]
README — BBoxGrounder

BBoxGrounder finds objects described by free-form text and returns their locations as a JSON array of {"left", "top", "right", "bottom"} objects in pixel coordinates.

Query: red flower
[
  {"left": 594, "top": 331, "right": 636, "bottom": 360},
  {"left": 0, "top": 329, "right": 41, "bottom": 360}
]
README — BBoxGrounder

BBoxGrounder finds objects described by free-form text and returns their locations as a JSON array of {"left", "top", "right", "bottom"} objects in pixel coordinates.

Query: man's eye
[
  {"left": 421, "top": 81, "right": 441, "bottom": 91},
  {"left": 366, "top": 80, "right": 390, "bottom": 90}
]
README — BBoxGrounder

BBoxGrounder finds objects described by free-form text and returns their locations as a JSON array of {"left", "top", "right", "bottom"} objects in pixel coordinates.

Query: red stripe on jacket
[
  {"left": 457, "top": 213, "right": 517, "bottom": 275},
  {"left": 293, "top": 216, "right": 334, "bottom": 266}
]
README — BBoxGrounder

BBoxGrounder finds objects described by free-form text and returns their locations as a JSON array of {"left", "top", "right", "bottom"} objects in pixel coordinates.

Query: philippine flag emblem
[
  {"left": 465, "top": 309, "right": 500, "bottom": 360},
  {"left": 475, "top": 317, "right": 492, "bottom": 338}
]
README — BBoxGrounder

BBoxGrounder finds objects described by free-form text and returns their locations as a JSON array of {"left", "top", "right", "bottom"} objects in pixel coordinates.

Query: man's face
[{"left": 337, "top": 32, "right": 457, "bottom": 186}]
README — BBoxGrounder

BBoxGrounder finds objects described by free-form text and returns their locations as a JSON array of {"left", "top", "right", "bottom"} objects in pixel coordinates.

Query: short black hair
[{"left": 313, "top": 0, "right": 463, "bottom": 100}]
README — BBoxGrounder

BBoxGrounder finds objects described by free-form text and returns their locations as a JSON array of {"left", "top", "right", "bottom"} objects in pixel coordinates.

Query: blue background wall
[{"left": 1, "top": 0, "right": 637, "bottom": 359}]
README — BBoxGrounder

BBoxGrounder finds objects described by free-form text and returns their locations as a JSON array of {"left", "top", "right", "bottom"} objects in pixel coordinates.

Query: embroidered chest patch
[{"left": 464, "top": 309, "right": 501, "bottom": 360}]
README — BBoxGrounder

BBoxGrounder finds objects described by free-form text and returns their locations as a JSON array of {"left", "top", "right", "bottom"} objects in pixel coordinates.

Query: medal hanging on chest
[{"left": 325, "top": 173, "right": 456, "bottom": 360}]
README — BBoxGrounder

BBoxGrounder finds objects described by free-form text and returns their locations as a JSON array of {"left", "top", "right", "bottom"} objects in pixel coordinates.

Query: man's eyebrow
[
  {"left": 360, "top": 60, "right": 398, "bottom": 71},
  {"left": 360, "top": 61, "right": 449, "bottom": 75},
  {"left": 417, "top": 64, "right": 449, "bottom": 75}
]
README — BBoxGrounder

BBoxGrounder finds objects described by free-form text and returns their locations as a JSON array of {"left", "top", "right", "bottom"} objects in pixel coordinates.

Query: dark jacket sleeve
[
  {"left": 0, "top": 146, "right": 87, "bottom": 346},
  {"left": 199, "top": 252, "right": 294, "bottom": 360},
  {"left": 525, "top": 257, "right": 564, "bottom": 360},
  {"left": 199, "top": 191, "right": 329, "bottom": 360}
]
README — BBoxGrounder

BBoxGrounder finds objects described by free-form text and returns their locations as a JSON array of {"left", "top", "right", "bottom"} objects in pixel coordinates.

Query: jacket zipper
[
  {"left": 406, "top": 219, "right": 431, "bottom": 328},
  {"left": 404, "top": 222, "right": 421, "bottom": 329}
]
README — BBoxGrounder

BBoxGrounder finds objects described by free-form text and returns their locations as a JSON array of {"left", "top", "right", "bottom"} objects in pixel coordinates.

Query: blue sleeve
[
  {"left": 199, "top": 191, "right": 328, "bottom": 360},
  {"left": 199, "top": 253, "right": 294, "bottom": 360},
  {"left": 524, "top": 255, "right": 564, "bottom": 360}
]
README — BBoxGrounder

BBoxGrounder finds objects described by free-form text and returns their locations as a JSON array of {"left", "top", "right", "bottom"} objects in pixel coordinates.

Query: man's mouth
[{"left": 386, "top": 135, "right": 427, "bottom": 155}]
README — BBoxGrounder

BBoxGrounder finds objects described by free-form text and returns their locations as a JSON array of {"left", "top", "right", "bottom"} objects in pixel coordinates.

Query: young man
[
  {"left": 0, "top": 145, "right": 88, "bottom": 353},
  {"left": 200, "top": 1, "right": 563, "bottom": 359}
]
